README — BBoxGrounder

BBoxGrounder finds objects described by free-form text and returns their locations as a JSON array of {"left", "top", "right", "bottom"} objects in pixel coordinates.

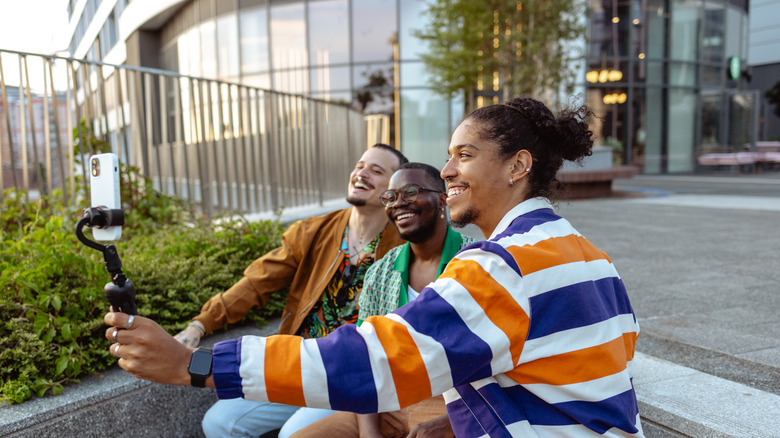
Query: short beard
[
  {"left": 346, "top": 195, "right": 366, "bottom": 207},
  {"left": 398, "top": 214, "right": 439, "bottom": 244},
  {"left": 449, "top": 206, "right": 479, "bottom": 229}
]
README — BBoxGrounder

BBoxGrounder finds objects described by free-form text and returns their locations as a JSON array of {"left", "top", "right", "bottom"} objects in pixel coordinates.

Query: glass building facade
[
  {"left": 67, "top": 0, "right": 758, "bottom": 174},
  {"left": 156, "top": 0, "right": 458, "bottom": 166},
  {"left": 586, "top": 0, "right": 755, "bottom": 174}
]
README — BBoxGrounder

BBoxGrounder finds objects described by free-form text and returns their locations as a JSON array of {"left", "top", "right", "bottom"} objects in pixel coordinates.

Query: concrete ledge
[
  {"left": 5, "top": 319, "right": 780, "bottom": 437},
  {"left": 0, "top": 322, "right": 279, "bottom": 438},
  {"left": 558, "top": 165, "right": 641, "bottom": 183},
  {"left": 245, "top": 199, "right": 350, "bottom": 225},
  {"left": 558, "top": 165, "right": 640, "bottom": 199},
  {"left": 634, "top": 352, "right": 780, "bottom": 438}
]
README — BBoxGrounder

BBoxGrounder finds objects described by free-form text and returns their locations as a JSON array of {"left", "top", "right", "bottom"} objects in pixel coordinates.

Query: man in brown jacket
[{"left": 174, "top": 144, "right": 407, "bottom": 438}]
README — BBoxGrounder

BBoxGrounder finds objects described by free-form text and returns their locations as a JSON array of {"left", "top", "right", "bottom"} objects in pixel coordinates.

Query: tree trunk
[{"left": 465, "top": 88, "right": 473, "bottom": 113}]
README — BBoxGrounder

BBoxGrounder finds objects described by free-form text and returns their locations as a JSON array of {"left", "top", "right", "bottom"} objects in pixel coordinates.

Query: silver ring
[
  {"left": 112, "top": 329, "right": 120, "bottom": 343},
  {"left": 114, "top": 344, "right": 121, "bottom": 357},
  {"left": 126, "top": 315, "right": 135, "bottom": 329}
]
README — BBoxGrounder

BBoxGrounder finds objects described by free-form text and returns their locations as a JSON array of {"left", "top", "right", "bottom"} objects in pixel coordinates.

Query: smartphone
[{"left": 89, "top": 153, "right": 122, "bottom": 241}]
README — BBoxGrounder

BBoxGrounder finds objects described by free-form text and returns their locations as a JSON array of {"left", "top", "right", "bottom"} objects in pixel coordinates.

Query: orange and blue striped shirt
[{"left": 212, "top": 197, "right": 643, "bottom": 437}]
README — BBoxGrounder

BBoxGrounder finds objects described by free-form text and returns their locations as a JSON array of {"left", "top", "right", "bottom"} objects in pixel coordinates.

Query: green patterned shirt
[{"left": 357, "top": 227, "right": 475, "bottom": 323}]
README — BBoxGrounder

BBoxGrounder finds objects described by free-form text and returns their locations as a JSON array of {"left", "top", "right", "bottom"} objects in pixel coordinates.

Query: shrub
[
  {"left": 122, "top": 216, "right": 286, "bottom": 331},
  {"left": 0, "top": 182, "right": 285, "bottom": 404}
]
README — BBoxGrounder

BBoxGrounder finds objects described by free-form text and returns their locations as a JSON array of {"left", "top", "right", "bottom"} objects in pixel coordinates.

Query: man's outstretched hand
[{"left": 104, "top": 312, "right": 200, "bottom": 386}]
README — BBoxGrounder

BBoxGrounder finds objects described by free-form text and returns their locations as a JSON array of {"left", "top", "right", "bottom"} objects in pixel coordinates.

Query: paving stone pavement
[
  {"left": 562, "top": 173, "right": 780, "bottom": 436},
  {"left": 560, "top": 173, "right": 780, "bottom": 393}
]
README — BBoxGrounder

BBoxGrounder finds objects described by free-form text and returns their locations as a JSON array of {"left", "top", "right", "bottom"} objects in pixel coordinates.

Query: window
[
  {"left": 308, "top": 0, "right": 349, "bottom": 66},
  {"left": 270, "top": 2, "right": 306, "bottom": 70},
  {"left": 239, "top": 7, "right": 269, "bottom": 75},
  {"left": 216, "top": 13, "right": 240, "bottom": 80},
  {"left": 399, "top": 0, "right": 428, "bottom": 60},
  {"left": 352, "top": 0, "right": 397, "bottom": 63},
  {"left": 200, "top": 21, "right": 217, "bottom": 79},
  {"left": 270, "top": 3, "right": 307, "bottom": 92}
]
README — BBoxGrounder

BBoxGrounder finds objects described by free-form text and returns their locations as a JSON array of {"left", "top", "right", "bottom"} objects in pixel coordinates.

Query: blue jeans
[{"left": 202, "top": 398, "right": 335, "bottom": 438}]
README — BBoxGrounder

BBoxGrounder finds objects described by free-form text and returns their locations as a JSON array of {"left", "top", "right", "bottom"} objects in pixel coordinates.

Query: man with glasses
[
  {"left": 174, "top": 144, "right": 407, "bottom": 438},
  {"left": 290, "top": 163, "right": 476, "bottom": 438}
]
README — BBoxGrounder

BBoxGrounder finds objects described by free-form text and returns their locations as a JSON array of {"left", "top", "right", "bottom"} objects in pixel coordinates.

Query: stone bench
[
  {"left": 0, "top": 323, "right": 278, "bottom": 438},
  {"left": 558, "top": 165, "right": 640, "bottom": 199},
  {"left": 556, "top": 146, "right": 640, "bottom": 199},
  {"left": 697, "top": 152, "right": 758, "bottom": 172},
  {"left": 697, "top": 142, "right": 780, "bottom": 173},
  {"left": 635, "top": 352, "right": 780, "bottom": 438},
  {"left": 5, "top": 321, "right": 780, "bottom": 437},
  {"left": 754, "top": 141, "right": 780, "bottom": 153}
]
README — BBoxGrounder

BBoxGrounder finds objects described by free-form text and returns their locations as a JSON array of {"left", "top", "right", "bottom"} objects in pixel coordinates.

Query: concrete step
[
  {"left": 635, "top": 352, "right": 780, "bottom": 438},
  {"left": 638, "top": 333, "right": 780, "bottom": 397},
  {"left": 4, "top": 319, "right": 780, "bottom": 437},
  {"left": 0, "top": 323, "right": 277, "bottom": 438}
]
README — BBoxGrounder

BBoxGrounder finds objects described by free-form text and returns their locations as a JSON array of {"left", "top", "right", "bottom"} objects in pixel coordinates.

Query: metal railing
[{"left": 0, "top": 49, "right": 367, "bottom": 217}]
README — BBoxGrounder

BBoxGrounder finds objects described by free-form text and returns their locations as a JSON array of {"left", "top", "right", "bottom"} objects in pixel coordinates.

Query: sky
[{"left": 0, "top": 0, "right": 70, "bottom": 55}]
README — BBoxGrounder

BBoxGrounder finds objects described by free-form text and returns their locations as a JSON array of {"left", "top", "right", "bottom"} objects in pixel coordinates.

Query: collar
[
  {"left": 488, "top": 197, "right": 554, "bottom": 240},
  {"left": 394, "top": 226, "right": 462, "bottom": 306}
]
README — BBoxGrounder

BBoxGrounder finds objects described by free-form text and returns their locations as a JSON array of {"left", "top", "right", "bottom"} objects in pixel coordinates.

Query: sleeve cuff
[
  {"left": 193, "top": 315, "right": 217, "bottom": 335},
  {"left": 212, "top": 338, "right": 245, "bottom": 399}
]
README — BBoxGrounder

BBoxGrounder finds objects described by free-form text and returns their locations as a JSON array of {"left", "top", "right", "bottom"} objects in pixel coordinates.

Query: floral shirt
[{"left": 297, "top": 226, "right": 383, "bottom": 338}]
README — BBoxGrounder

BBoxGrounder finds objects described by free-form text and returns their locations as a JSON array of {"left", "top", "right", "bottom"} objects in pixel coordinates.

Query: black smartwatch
[{"left": 188, "top": 347, "right": 213, "bottom": 388}]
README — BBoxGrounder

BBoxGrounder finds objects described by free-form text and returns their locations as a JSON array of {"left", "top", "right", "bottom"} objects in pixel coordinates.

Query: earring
[
  {"left": 509, "top": 178, "right": 515, "bottom": 186},
  {"left": 525, "top": 168, "right": 531, "bottom": 172},
  {"left": 440, "top": 209, "right": 446, "bottom": 219}
]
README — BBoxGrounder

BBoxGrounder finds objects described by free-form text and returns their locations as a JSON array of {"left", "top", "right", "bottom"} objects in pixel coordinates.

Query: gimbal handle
[{"left": 75, "top": 207, "right": 137, "bottom": 315}]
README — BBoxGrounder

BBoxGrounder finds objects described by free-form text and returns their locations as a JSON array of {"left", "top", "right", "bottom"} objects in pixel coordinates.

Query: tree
[
  {"left": 356, "top": 67, "right": 394, "bottom": 113},
  {"left": 415, "top": 0, "right": 588, "bottom": 112},
  {"left": 766, "top": 80, "right": 780, "bottom": 119}
]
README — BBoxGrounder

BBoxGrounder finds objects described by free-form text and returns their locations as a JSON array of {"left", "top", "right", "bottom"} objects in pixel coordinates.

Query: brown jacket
[{"left": 194, "top": 208, "right": 405, "bottom": 335}]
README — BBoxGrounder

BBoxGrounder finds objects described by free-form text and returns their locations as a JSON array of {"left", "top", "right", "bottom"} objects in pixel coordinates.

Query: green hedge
[{"left": 0, "top": 174, "right": 286, "bottom": 404}]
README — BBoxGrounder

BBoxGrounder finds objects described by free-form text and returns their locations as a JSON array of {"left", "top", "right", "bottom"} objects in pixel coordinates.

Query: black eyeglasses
[{"left": 379, "top": 184, "right": 443, "bottom": 207}]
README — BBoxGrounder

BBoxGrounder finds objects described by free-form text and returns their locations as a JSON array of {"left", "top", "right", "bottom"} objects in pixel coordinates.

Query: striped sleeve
[{"left": 211, "top": 239, "right": 529, "bottom": 411}]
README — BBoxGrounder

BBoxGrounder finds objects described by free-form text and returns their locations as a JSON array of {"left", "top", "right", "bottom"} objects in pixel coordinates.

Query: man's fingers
[
  {"left": 105, "top": 312, "right": 149, "bottom": 330},
  {"left": 104, "top": 311, "right": 130, "bottom": 328},
  {"left": 104, "top": 313, "right": 151, "bottom": 343},
  {"left": 106, "top": 327, "right": 124, "bottom": 343}
]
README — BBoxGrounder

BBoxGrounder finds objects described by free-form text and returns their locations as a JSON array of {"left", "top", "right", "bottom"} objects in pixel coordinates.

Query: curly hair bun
[
  {"left": 553, "top": 105, "right": 595, "bottom": 163},
  {"left": 503, "top": 97, "right": 594, "bottom": 163}
]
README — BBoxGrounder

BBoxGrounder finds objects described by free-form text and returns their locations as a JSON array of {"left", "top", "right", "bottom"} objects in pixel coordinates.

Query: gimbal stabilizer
[{"left": 75, "top": 207, "right": 137, "bottom": 315}]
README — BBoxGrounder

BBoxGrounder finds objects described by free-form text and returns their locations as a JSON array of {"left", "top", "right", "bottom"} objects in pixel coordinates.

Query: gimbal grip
[{"left": 104, "top": 279, "right": 138, "bottom": 315}]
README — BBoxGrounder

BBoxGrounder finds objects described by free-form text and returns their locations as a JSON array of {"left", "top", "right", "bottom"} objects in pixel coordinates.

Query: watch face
[{"left": 190, "top": 349, "right": 212, "bottom": 375}]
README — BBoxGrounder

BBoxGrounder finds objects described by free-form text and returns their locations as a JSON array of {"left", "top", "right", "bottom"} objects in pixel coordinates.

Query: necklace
[
  {"left": 345, "top": 225, "right": 380, "bottom": 265},
  {"left": 352, "top": 233, "right": 366, "bottom": 256}
]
